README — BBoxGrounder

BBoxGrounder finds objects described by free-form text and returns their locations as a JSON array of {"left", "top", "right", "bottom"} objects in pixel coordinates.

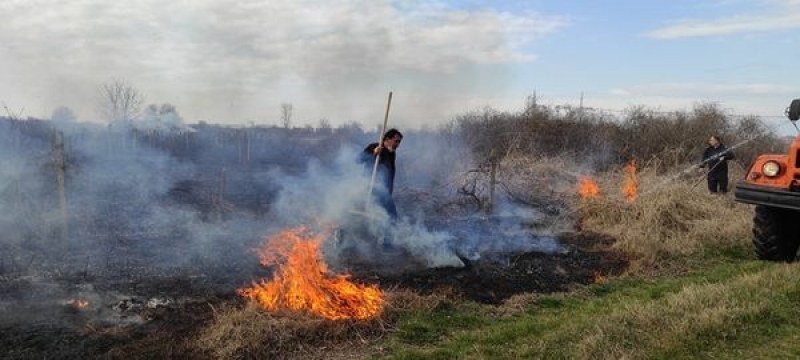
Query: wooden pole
[
  {"left": 217, "top": 168, "right": 227, "bottom": 222},
  {"left": 487, "top": 160, "right": 496, "bottom": 214},
  {"left": 246, "top": 130, "right": 251, "bottom": 165},
  {"left": 366, "top": 91, "right": 393, "bottom": 210},
  {"left": 53, "top": 131, "right": 69, "bottom": 242},
  {"left": 238, "top": 130, "right": 244, "bottom": 166}
]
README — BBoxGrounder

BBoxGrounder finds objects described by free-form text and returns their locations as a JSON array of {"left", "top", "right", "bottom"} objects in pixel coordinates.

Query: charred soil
[
  {"left": 0, "top": 231, "right": 625, "bottom": 358},
  {"left": 360, "top": 231, "right": 627, "bottom": 304}
]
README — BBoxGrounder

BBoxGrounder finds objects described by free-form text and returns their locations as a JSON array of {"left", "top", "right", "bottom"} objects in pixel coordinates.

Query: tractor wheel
[
  {"left": 789, "top": 99, "right": 800, "bottom": 121},
  {"left": 752, "top": 205, "right": 800, "bottom": 261}
]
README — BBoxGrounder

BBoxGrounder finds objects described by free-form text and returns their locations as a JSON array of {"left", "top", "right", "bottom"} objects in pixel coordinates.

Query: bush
[{"left": 453, "top": 102, "right": 786, "bottom": 174}]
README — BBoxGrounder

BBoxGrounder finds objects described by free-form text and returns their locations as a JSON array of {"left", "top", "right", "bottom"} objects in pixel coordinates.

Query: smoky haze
[
  {"left": 0, "top": 1, "right": 567, "bottom": 127},
  {"left": 0, "top": 115, "right": 567, "bottom": 327}
]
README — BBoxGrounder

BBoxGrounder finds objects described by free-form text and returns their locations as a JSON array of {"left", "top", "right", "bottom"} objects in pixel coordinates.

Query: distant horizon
[{"left": 9, "top": 98, "right": 798, "bottom": 138}]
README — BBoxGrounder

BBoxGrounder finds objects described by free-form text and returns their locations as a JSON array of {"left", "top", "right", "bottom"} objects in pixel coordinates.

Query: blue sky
[
  {"left": 0, "top": 0, "right": 798, "bottom": 130},
  {"left": 441, "top": 0, "right": 799, "bottom": 117}
]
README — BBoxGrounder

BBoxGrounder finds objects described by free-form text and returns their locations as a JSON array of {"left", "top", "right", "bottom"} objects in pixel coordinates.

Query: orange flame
[
  {"left": 591, "top": 271, "right": 606, "bottom": 284},
  {"left": 577, "top": 177, "right": 601, "bottom": 200},
  {"left": 237, "top": 227, "right": 385, "bottom": 320},
  {"left": 622, "top": 160, "right": 638, "bottom": 203},
  {"left": 66, "top": 299, "right": 89, "bottom": 310}
]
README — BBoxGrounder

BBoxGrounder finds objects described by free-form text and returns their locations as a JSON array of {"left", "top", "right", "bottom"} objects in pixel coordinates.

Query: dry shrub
[
  {"left": 575, "top": 165, "right": 752, "bottom": 269},
  {"left": 497, "top": 154, "right": 580, "bottom": 233},
  {"left": 501, "top": 154, "right": 577, "bottom": 205},
  {"left": 196, "top": 289, "right": 453, "bottom": 359}
]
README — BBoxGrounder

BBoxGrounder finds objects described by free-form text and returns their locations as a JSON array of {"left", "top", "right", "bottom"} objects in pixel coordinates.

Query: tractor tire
[
  {"left": 752, "top": 205, "right": 800, "bottom": 261},
  {"left": 789, "top": 98, "right": 800, "bottom": 121}
]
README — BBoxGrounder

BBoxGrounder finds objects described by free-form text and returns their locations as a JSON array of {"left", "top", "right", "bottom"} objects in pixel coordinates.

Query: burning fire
[
  {"left": 577, "top": 176, "right": 601, "bottom": 200},
  {"left": 622, "top": 160, "right": 638, "bottom": 203},
  {"left": 591, "top": 271, "right": 606, "bottom": 284},
  {"left": 66, "top": 299, "right": 89, "bottom": 310},
  {"left": 237, "top": 227, "right": 385, "bottom": 320}
]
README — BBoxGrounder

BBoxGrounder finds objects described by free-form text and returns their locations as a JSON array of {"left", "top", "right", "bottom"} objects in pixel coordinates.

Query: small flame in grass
[
  {"left": 237, "top": 227, "right": 385, "bottom": 320},
  {"left": 622, "top": 160, "right": 638, "bottom": 203},
  {"left": 578, "top": 177, "right": 601, "bottom": 200},
  {"left": 67, "top": 299, "right": 89, "bottom": 310},
  {"left": 592, "top": 271, "right": 606, "bottom": 284}
]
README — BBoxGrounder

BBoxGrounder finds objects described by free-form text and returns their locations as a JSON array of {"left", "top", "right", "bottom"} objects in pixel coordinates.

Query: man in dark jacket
[
  {"left": 361, "top": 128, "right": 403, "bottom": 219},
  {"left": 701, "top": 135, "right": 735, "bottom": 194}
]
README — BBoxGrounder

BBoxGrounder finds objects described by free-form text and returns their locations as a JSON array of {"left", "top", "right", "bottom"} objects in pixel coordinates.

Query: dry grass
[
  {"left": 575, "top": 164, "right": 752, "bottom": 270},
  {"left": 493, "top": 292, "right": 541, "bottom": 318},
  {"left": 195, "top": 289, "right": 453, "bottom": 359},
  {"left": 573, "top": 263, "right": 800, "bottom": 359}
]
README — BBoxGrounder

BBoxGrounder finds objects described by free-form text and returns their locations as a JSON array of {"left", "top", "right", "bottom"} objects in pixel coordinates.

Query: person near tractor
[
  {"left": 360, "top": 128, "right": 403, "bottom": 219},
  {"left": 700, "top": 135, "right": 735, "bottom": 194}
]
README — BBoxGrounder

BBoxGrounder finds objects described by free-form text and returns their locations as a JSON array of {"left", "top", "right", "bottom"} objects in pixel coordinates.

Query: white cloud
[
  {"left": 609, "top": 88, "right": 631, "bottom": 96},
  {"left": 646, "top": 14, "right": 800, "bottom": 38},
  {"left": 646, "top": 1, "right": 800, "bottom": 38},
  {"left": 0, "top": 0, "right": 567, "bottom": 124},
  {"left": 610, "top": 83, "right": 798, "bottom": 97}
]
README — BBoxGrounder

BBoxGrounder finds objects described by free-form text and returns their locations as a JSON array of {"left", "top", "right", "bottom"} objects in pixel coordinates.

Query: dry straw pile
[
  {"left": 575, "top": 165, "right": 753, "bottom": 269},
  {"left": 196, "top": 289, "right": 452, "bottom": 359}
]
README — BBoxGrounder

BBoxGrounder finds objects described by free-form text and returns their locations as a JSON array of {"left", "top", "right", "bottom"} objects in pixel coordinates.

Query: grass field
[{"left": 378, "top": 248, "right": 800, "bottom": 359}]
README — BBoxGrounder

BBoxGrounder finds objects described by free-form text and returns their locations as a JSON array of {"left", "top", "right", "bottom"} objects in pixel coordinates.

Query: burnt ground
[
  {"left": 0, "top": 231, "right": 626, "bottom": 359},
  {"left": 356, "top": 231, "right": 628, "bottom": 304}
]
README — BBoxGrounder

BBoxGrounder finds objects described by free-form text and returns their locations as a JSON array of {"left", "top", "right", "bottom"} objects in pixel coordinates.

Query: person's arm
[
  {"left": 360, "top": 144, "right": 377, "bottom": 164},
  {"left": 723, "top": 147, "right": 735, "bottom": 161}
]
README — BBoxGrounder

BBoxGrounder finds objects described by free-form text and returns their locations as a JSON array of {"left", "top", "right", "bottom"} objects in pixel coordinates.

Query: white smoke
[{"left": 267, "top": 137, "right": 564, "bottom": 271}]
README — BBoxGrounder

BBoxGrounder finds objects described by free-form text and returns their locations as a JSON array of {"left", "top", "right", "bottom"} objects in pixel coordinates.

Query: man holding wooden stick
[{"left": 361, "top": 128, "right": 403, "bottom": 220}]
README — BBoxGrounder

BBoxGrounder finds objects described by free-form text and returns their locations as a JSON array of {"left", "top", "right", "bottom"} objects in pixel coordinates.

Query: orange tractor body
[
  {"left": 734, "top": 99, "right": 800, "bottom": 261},
  {"left": 735, "top": 135, "right": 800, "bottom": 210}
]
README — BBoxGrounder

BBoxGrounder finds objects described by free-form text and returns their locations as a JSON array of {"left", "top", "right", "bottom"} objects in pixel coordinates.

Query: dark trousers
[
  {"left": 707, "top": 174, "right": 729, "bottom": 193},
  {"left": 375, "top": 191, "right": 398, "bottom": 220},
  {"left": 373, "top": 191, "right": 397, "bottom": 250}
]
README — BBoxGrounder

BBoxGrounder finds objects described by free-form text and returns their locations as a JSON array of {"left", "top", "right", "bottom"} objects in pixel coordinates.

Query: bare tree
[
  {"left": 98, "top": 79, "right": 144, "bottom": 125},
  {"left": 317, "top": 118, "right": 331, "bottom": 133},
  {"left": 281, "top": 103, "right": 293, "bottom": 129},
  {"left": 142, "top": 103, "right": 184, "bottom": 130},
  {"left": 51, "top": 106, "right": 76, "bottom": 123},
  {"left": 2, "top": 102, "right": 24, "bottom": 120}
]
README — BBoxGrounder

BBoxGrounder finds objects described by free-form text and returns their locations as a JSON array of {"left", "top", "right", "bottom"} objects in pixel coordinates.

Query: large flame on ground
[
  {"left": 237, "top": 227, "right": 385, "bottom": 320},
  {"left": 578, "top": 176, "right": 601, "bottom": 200},
  {"left": 622, "top": 160, "right": 638, "bottom": 203}
]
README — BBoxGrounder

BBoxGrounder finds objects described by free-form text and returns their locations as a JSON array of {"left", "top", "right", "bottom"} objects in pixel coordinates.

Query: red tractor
[{"left": 734, "top": 98, "right": 800, "bottom": 261}]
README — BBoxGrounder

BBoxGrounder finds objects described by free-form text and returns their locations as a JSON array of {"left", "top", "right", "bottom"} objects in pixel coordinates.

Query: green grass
[{"left": 378, "top": 246, "right": 800, "bottom": 359}]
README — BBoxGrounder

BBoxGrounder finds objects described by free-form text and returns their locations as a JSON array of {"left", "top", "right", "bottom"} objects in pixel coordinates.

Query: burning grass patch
[
  {"left": 196, "top": 289, "right": 452, "bottom": 359},
  {"left": 237, "top": 227, "right": 385, "bottom": 321},
  {"left": 575, "top": 167, "right": 752, "bottom": 270}
]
